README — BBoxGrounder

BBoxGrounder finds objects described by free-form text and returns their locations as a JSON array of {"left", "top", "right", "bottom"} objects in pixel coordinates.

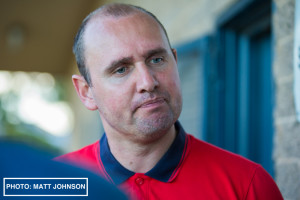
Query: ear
[
  {"left": 72, "top": 74, "right": 98, "bottom": 111},
  {"left": 171, "top": 48, "right": 178, "bottom": 63}
]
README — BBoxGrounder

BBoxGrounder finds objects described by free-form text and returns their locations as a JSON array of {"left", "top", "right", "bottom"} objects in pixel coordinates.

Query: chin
[{"left": 134, "top": 114, "right": 175, "bottom": 142}]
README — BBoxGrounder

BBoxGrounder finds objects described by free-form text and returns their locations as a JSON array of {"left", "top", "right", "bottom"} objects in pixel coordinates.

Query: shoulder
[
  {"left": 187, "top": 134, "right": 258, "bottom": 170},
  {"left": 183, "top": 135, "right": 283, "bottom": 199},
  {"left": 245, "top": 165, "right": 283, "bottom": 199},
  {"left": 55, "top": 140, "right": 99, "bottom": 161},
  {"left": 54, "top": 140, "right": 101, "bottom": 174}
]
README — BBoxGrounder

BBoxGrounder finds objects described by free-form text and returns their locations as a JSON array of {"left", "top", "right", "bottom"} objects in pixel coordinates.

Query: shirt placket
[{"left": 129, "top": 173, "right": 150, "bottom": 200}]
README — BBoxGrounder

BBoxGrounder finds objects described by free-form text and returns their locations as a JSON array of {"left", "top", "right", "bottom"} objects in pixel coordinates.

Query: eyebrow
[
  {"left": 105, "top": 57, "right": 134, "bottom": 74},
  {"left": 142, "top": 47, "right": 168, "bottom": 59},
  {"left": 104, "top": 47, "right": 168, "bottom": 74}
]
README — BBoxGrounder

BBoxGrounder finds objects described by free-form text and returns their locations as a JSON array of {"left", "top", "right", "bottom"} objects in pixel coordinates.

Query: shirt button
[{"left": 135, "top": 177, "right": 144, "bottom": 185}]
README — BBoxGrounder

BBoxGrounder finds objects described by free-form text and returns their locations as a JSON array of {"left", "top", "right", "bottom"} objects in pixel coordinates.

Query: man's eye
[
  {"left": 115, "top": 67, "right": 127, "bottom": 74},
  {"left": 150, "top": 57, "right": 163, "bottom": 64}
]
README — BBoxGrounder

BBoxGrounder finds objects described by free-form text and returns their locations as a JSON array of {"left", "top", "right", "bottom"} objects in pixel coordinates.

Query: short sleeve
[{"left": 245, "top": 165, "right": 283, "bottom": 200}]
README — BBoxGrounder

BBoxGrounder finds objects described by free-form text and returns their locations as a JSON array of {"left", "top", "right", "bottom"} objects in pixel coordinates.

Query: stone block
[
  {"left": 274, "top": 79, "right": 296, "bottom": 118},
  {"left": 273, "top": 37, "right": 294, "bottom": 79},
  {"left": 274, "top": 121, "right": 300, "bottom": 158},
  {"left": 273, "top": 0, "right": 295, "bottom": 41},
  {"left": 275, "top": 161, "right": 300, "bottom": 200}
]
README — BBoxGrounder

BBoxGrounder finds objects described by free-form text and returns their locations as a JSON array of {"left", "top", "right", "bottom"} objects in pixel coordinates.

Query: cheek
[
  {"left": 97, "top": 85, "right": 133, "bottom": 113},
  {"left": 159, "top": 69, "right": 181, "bottom": 94}
]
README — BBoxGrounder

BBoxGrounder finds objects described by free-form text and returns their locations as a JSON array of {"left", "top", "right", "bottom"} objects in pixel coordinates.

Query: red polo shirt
[{"left": 56, "top": 122, "right": 283, "bottom": 200}]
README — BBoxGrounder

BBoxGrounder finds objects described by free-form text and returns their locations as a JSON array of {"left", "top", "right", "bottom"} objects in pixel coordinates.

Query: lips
[
  {"left": 132, "top": 97, "right": 166, "bottom": 112},
  {"left": 139, "top": 98, "right": 165, "bottom": 108}
]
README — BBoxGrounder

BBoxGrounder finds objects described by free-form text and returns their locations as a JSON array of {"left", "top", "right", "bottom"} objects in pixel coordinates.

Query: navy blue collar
[{"left": 99, "top": 121, "right": 188, "bottom": 185}]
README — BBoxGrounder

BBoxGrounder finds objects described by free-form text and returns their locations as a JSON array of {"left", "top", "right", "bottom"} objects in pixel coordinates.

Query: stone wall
[{"left": 273, "top": 0, "right": 300, "bottom": 199}]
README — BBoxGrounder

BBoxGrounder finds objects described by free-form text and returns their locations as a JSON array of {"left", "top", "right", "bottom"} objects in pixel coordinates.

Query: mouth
[
  {"left": 140, "top": 98, "right": 165, "bottom": 108},
  {"left": 133, "top": 97, "right": 166, "bottom": 111}
]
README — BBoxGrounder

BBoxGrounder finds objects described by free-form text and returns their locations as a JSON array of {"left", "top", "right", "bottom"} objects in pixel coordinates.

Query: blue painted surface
[
  {"left": 215, "top": 0, "right": 274, "bottom": 176},
  {"left": 175, "top": 36, "right": 212, "bottom": 140},
  {"left": 175, "top": 0, "right": 274, "bottom": 176}
]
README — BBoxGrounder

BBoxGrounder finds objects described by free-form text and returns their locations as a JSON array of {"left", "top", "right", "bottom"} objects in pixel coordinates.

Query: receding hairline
[
  {"left": 90, "top": 3, "right": 148, "bottom": 18},
  {"left": 83, "top": 4, "right": 171, "bottom": 47},
  {"left": 87, "top": 9, "right": 155, "bottom": 31}
]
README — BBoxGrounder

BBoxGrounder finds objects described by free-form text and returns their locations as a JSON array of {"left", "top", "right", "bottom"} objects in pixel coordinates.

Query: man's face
[{"left": 82, "top": 13, "right": 182, "bottom": 142}]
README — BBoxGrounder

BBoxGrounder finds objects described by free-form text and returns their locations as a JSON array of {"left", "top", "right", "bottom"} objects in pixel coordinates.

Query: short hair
[{"left": 72, "top": 3, "right": 172, "bottom": 86}]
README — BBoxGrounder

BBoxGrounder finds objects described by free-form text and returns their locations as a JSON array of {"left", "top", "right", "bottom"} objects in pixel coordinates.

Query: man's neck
[{"left": 105, "top": 125, "right": 177, "bottom": 173}]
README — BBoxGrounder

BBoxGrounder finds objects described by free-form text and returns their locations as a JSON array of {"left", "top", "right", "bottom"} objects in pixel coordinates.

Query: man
[{"left": 56, "top": 3, "right": 283, "bottom": 199}]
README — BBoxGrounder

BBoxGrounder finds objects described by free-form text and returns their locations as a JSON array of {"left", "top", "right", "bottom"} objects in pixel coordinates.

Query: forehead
[
  {"left": 83, "top": 13, "right": 170, "bottom": 68},
  {"left": 86, "top": 11, "right": 165, "bottom": 40}
]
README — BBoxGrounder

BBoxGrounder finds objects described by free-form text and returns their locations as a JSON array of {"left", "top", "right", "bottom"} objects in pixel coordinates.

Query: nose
[{"left": 136, "top": 64, "right": 159, "bottom": 93}]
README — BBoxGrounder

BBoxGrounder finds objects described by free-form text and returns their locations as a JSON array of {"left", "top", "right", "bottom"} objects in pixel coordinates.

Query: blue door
[
  {"left": 207, "top": 0, "right": 275, "bottom": 176},
  {"left": 176, "top": 0, "right": 274, "bottom": 176},
  {"left": 247, "top": 31, "right": 274, "bottom": 175}
]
